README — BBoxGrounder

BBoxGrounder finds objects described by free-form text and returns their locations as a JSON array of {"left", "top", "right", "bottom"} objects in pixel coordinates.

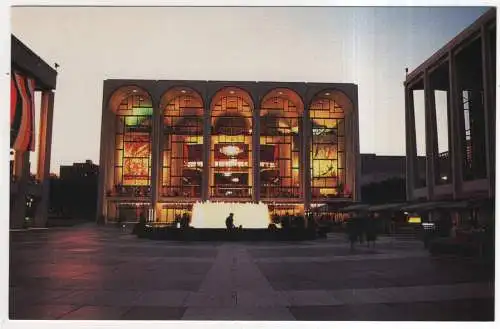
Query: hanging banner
[{"left": 11, "top": 71, "right": 36, "bottom": 152}]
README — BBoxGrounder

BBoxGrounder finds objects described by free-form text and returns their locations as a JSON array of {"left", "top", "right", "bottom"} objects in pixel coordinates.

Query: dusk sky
[{"left": 11, "top": 6, "right": 489, "bottom": 173}]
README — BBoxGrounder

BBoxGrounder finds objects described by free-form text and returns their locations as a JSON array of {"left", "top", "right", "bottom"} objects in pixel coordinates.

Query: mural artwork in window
[
  {"left": 310, "top": 98, "right": 347, "bottom": 198},
  {"left": 114, "top": 93, "right": 152, "bottom": 196}
]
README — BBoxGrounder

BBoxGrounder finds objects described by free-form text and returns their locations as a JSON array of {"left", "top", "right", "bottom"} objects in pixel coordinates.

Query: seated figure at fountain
[{"left": 225, "top": 213, "right": 234, "bottom": 231}]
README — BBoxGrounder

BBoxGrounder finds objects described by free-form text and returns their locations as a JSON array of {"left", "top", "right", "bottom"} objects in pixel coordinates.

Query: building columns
[
  {"left": 481, "top": 25, "right": 494, "bottom": 198},
  {"left": 448, "top": 51, "right": 463, "bottom": 199},
  {"left": 424, "top": 70, "right": 437, "bottom": 200},
  {"left": 352, "top": 95, "right": 361, "bottom": 202},
  {"left": 96, "top": 94, "right": 108, "bottom": 222},
  {"left": 150, "top": 99, "right": 161, "bottom": 221},
  {"left": 252, "top": 108, "right": 260, "bottom": 203},
  {"left": 202, "top": 106, "right": 211, "bottom": 201},
  {"left": 11, "top": 151, "right": 30, "bottom": 229},
  {"left": 302, "top": 106, "right": 311, "bottom": 211},
  {"left": 33, "top": 91, "right": 55, "bottom": 227},
  {"left": 405, "top": 85, "right": 417, "bottom": 201}
]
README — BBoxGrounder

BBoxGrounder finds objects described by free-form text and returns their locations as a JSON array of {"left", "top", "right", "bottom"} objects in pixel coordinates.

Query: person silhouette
[{"left": 226, "top": 213, "right": 234, "bottom": 231}]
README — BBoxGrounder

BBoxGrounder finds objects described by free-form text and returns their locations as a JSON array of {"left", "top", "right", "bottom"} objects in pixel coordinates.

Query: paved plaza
[{"left": 9, "top": 224, "right": 494, "bottom": 321}]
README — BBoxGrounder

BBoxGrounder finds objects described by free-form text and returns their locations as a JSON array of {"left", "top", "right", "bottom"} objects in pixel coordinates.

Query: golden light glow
[
  {"left": 408, "top": 217, "right": 422, "bottom": 224},
  {"left": 220, "top": 145, "right": 243, "bottom": 157},
  {"left": 185, "top": 136, "right": 203, "bottom": 144},
  {"left": 320, "top": 188, "right": 337, "bottom": 196},
  {"left": 191, "top": 201, "right": 271, "bottom": 228}
]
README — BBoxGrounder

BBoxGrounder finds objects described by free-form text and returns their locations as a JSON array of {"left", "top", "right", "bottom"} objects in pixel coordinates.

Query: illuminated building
[
  {"left": 404, "top": 9, "right": 495, "bottom": 226},
  {"left": 97, "top": 81, "right": 360, "bottom": 224},
  {"left": 10, "top": 35, "right": 57, "bottom": 229}
]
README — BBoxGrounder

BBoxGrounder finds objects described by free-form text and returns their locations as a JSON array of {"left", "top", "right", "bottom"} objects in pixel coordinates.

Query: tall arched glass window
[
  {"left": 260, "top": 89, "right": 303, "bottom": 199},
  {"left": 310, "top": 95, "right": 346, "bottom": 199},
  {"left": 113, "top": 91, "right": 153, "bottom": 196},
  {"left": 161, "top": 88, "right": 204, "bottom": 198},
  {"left": 210, "top": 88, "right": 253, "bottom": 198}
]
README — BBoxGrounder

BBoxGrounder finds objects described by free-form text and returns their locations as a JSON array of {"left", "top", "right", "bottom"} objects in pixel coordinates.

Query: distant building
[
  {"left": 60, "top": 160, "right": 99, "bottom": 181},
  {"left": 50, "top": 160, "right": 99, "bottom": 219},
  {"left": 404, "top": 9, "right": 495, "bottom": 226},
  {"left": 360, "top": 153, "right": 426, "bottom": 186},
  {"left": 10, "top": 35, "right": 57, "bottom": 229}
]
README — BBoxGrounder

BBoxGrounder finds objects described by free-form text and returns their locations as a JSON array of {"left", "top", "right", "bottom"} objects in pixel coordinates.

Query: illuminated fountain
[{"left": 191, "top": 201, "right": 271, "bottom": 229}]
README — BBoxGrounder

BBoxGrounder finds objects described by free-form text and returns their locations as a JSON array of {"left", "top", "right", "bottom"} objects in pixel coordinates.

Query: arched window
[
  {"left": 260, "top": 88, "right": 303, "bottom": 199},
  {"left": 161, "top": 88, "right": 204, "bottom": 199},
  {"left": 210, "top": 88, "right": 253, "bottom": 198},
  {"left": 111, "top": 88, "right": 153, "bottom": 197},
  {"left": 310, "top": 91, "right": 351, "bottom": 199}
]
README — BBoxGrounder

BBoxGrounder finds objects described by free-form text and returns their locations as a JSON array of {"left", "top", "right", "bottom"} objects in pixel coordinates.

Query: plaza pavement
[{"left": 9, "top": 224, "right": 494, "bottom": 321}]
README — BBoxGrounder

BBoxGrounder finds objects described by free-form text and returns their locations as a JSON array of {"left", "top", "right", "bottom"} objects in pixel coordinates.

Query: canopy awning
[
  {"left": 368, "top": 203, "right": 407, "bottom": 212},
  {"left": 339, "top": 203, "right": 370, "bottom": 212}
]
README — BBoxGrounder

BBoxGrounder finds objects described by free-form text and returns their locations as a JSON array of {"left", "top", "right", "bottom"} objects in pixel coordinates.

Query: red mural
[{"left": 123, "top": 133, "right": 150, "bottom": 183}]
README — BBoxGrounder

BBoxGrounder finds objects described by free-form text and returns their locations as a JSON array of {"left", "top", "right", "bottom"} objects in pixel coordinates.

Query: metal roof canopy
[
  {"left": 11, "top": 35, "right": 57, "bottom": 90},
  {"left": 339, "top": 203, "right": 370, "bottom": 212},
  {"left": 368, "top": 203, "right": 407, "bottom": 212},
  {"left": 401, "top": 199, "right": 485, "bottom": 212}
]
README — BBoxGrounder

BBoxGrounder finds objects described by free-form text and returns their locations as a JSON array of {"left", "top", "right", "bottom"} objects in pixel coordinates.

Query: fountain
[{"left": 191, "top": 201, "right": 271, "bottom": 228}]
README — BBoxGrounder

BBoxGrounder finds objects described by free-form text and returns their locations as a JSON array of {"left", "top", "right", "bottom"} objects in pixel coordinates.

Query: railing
[
  {"left": 260, "top": 186, "right": 300, "bottom": 198},
  {"left": 311, "top": 188, "right": 352, "bottom": 199},
  {"left": 210, "top": 185, "right": 252, "bottom": 198},
  {"left": 107, "top": 185, "right": 151, "bottom": 197},
  {"left": 160, "top": 185, "right": 201, "bottom": 198}
]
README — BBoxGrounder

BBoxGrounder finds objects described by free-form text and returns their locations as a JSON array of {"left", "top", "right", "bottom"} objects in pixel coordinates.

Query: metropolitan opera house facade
[{"left": 97, "top": 80, "right": 360, "bottom": 224}]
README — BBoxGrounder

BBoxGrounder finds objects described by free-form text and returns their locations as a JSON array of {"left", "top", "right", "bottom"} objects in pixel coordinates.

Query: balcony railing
[
  {"left": 210, "top": 185, "right": 252, "bottom": 198},
  {"left": 107, "top": 185, "right": 151, "bottom": 197},
  {"left": 260, "top": 186, "right": 300, "bottom": 198},
  {"left": 160, "top": 185, "right": 201, "bottom": 198},
  {"left": 311, "top": 187, "right": 352, "bottom": 199}
]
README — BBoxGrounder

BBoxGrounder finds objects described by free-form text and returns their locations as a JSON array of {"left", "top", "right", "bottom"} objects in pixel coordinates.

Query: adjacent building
[
  {"left": 97, "top": 81, "right": 360, "bottom": 223},
  {"left": 404, "top": 9, "right": 495, "bottom": 226},
  {"left": 60, "top": 160, "right": 99, "bottom": 181},
  {"left": 10, "top": 35, "right": 57, "bottom": 229}
]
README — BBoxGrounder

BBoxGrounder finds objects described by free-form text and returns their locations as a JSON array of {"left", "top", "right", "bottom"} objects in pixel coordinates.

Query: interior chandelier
[{"left": 220, "top": 145, "right": 242, "bottom": 157}]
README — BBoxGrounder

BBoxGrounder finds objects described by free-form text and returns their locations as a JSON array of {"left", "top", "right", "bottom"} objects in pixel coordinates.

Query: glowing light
[
  {"left": 191, "top": 201, "right": 271, "bottom": 228},
  {"left": 215, "top": 160, "right": 248, "bottom": 168},
  {"left": 229, "top": 90, "right": 235, "bottom": 94},
  {"left": 223, "top": 172, "right": 232, "bottom": 177},
  {"left": 408, "top": 217, "right": 422, "bottom": 224},
  {"left": 181, "top": 90, "right": 186, "bottom": 93},
  {"left": 231, "top": 177, "right": 240, "bottom": 183},
  {"left": 220, "top": 145, "right": 242, "bottom": 157},
  {"left": 325, "top": 92, "right": 330, "bottom": 96}
]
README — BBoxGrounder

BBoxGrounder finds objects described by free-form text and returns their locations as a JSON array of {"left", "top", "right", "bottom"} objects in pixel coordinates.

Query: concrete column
[
  {"left": 448, "top": 51, "right": 463, "bottom": 199},
  {"left": 405, "top": 85, "right": 417, "bottom": 201},
  {"left": 252, "top": 107, "right": 260, "bottom": 202},
  {"left": 11, "top": 151, "right": 30, "bottom": 229},
  {"left": 96, "top": 94, "right": 109, "bottom": 222},
  {"left": 33, "top": 91, "right": 55, "bottom": 227},
  {"left": 150, "top": 100, "right": 161, "bottom": 221},
  {"left": 302, "top": 106, "right": 311, "bottom": 211},
  {"left": 481, "top": 25, "right": 494, "bottom": 198},
  {"left": 352, "top": 96, "right": 361, "bottom": 202},
  {"left": 202, "top": 106, "right": 211, "bottom": 201},
  {"left": 424, "top": 70, "right": 437, "bottom": 200},
  {"left": 97, "top": 93, "right": 116, "bottom": 223}
]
